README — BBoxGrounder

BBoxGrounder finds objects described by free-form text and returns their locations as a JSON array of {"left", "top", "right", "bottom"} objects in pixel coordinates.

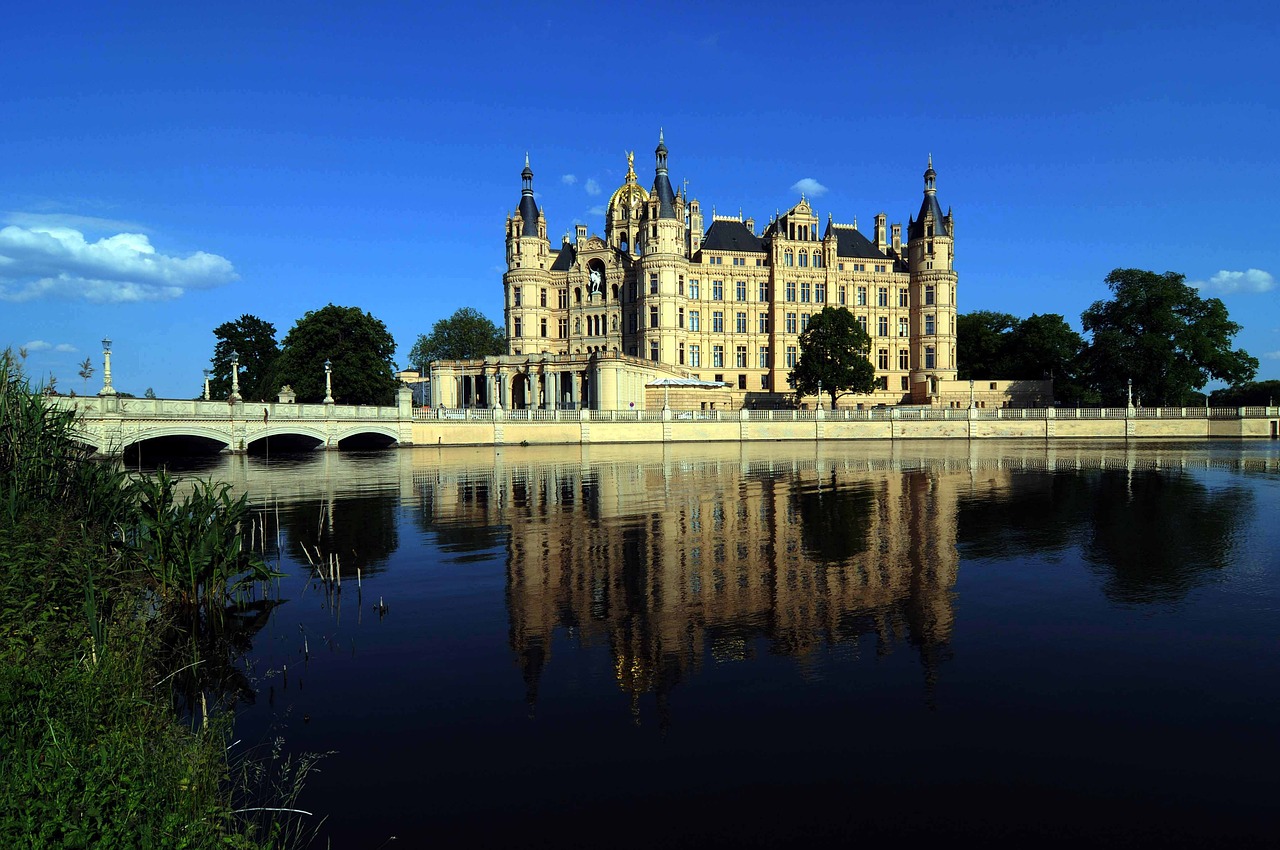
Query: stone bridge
[{"left": 52, "top": 386, "right": 416, "bottom": 456}]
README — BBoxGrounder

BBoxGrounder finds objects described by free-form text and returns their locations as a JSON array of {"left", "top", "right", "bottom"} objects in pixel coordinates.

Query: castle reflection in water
[{"left": 413, "top": 442, "right": 1011, "bottom": 716}]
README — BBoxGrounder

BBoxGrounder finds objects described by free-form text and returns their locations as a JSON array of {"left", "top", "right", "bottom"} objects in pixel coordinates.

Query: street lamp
[
  {"left": 202, "top": 369, "right": 211, "bottom": 401},
  {"left": 229, "top": 350, "right": 242, "bottom": 402},
  {"left": 323, "top": 359, "right": 334, "bottom": 403},
  {"left": 1127, "top": 377, "right": 1133, "bottom": 409},
  {"left": 98, "top": 337, "right": 115, "bottom": 396},
  {"left": 969, "top": 378, "right": 975, "bottom": 409},
  {"left": 817, "top": 380, "right": 823, "bottom": 410}
]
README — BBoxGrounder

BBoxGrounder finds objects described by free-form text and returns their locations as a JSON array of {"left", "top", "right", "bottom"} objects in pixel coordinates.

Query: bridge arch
[
  {"left": 333, "top": 424, "right": 402, "bottom": 451},
  {"left": 117, "top": 425, "right": 233, "bottom": 455},
  {"left": 247, "top": 425, "right": 330, "bottom": 453}
]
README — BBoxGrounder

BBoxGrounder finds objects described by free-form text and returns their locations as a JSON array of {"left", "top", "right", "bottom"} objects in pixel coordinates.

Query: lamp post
[
  {"left": 323, "top": 359, "right": 334, "bottom": 403},
  {"left": 229, "top": 350, "right": 241, "bottom": 402},
  {"left": 817, "top": 380, "right": 823, "bottom": 410},
  {"left": 98, "top": 337, "right": 115, "bottom": 396},
  {"left": 1127, "top": 377, "right": 1133, "bottom": 409},
  {"left": 202, "top": 369, "right": 211, "bottom": 401}
]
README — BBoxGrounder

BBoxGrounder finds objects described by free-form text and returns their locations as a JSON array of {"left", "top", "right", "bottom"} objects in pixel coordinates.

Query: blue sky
[{"left": 2, "top": 0, "right": 1278, "bottom": 397}]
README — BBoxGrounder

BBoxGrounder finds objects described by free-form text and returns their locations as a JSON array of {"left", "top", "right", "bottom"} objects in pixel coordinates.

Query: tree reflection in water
[
  {"left": 958, "top": 468, "right": 1253, "bottom": 604},
  {"left": 278, "top": 494, "right": 400, "bottom": 578}
]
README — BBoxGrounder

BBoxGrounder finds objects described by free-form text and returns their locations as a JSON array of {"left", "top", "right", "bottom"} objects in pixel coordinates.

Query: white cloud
[
  {"left": 585, "top": 178, "right": 601, "bottom": 196},
  {"left": 55, "top": 343, "right": 76, "bottom": 352},
  {"left": 0, "top": 225, "right": 238, "bottom": 303},
  {"left": 561, "top": 174, "right": 578, "bottom": 185},
  {"left": 23, "top": 339, "right": 51, "bottom": 352},
  {"left": 586, "top": 205, "right": 606, "bottom": 218},
  {"left": 1190, "top": 268, "right": 1275, "bottom": 295},
  {"left": 1264, "top": 350, "right": 1280, "bottom": 361},
  {"left": 790, "top": 177, "right": 828, "bottom": 198}
]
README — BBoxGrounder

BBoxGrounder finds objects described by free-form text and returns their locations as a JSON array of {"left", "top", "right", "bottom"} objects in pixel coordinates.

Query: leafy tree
[
  {"left": 1209, "top": 379, "right": 1280, "bottom": 407},
  {"left": 77, "top": 357, "right": 95, "bottom": 393},
  {"left": 275, "top": 304, "right": 399, "bottom": 404},
  {"left": 408, "top": 307, "right": 506, "bottom": 370},
  {"left": 143, "top": 387, "right": 157, "bottom": 399},
  {"left": 1006, "top": 313, "right": 1090, "bottom": 404},
  {"left": 956, "top": 311, "right": 1019, "bottom": 379},
  {"left": 208, "top": 314, "right": 280, "bottom": 401},
  {"left": 788, "top": 306, "right": 875, "bottom": 408},
  {"left": 1081, "top": 269, "right": 1258, "bottom": 406}
]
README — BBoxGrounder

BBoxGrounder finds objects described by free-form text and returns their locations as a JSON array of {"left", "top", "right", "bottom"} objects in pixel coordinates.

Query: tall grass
[{"left": 0, "top": 349, "right": 315, "bottom": 849}]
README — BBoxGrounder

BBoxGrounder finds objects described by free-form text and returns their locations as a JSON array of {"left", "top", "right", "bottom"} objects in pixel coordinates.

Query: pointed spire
[
  {"left": 652, "top": 128, "right": 676, "bottom": 218},
  {"left": 924, "top": 154, "right": 937, "bottom": 195},
  {"left": 517, "top": 154, "right": 538, "bottom": 236}
]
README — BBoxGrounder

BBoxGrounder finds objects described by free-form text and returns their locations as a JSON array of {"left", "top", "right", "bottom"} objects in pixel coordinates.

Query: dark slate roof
[
  {"left": 518, "top": 194, "right": 539, "bottom": 237},
  {"left": 828, "top": 225, "right": 888, "bottom": 260},
  {"left": 652, "top": 173, "right": 677, "bottom": 219},
  {"left": 908, "top": 194, "right": 946, "bottom": 240},
  {"left": 701, "top": 220, "right": 766, "bottom": 253},
  {"left": 549, "top": 243, "right": 575, "bottom": 271}
]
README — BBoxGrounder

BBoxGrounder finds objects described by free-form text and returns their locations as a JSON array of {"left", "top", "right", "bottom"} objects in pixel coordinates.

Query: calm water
[{"left": 199, "top": 440, "right": 1280, "bottom": 849}]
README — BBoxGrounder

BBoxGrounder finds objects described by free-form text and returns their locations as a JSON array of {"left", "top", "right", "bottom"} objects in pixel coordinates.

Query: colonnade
[{"left": 430, "top": 361, "right": 596, "bottom": 410}]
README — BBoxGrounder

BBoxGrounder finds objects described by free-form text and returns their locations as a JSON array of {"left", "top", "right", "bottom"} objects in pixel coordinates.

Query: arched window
[
  {"left": 784, "top": 252, "right": 794, "bottom": 267},
  {"left": 798, "top": 252, "right": 808, "bottom": 267},
  {"left": 611, "top": 283, "right": 619, "bottom": 301},
  {"left": 575, "top": 287, "right": 582, "bottom": 304},
  {"left": 813, "top": 252, "right": 822, "bottom": 268}
]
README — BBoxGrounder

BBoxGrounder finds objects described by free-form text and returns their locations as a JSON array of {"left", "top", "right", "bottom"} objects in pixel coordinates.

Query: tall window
[
  {"left": 800, "top": 313, "right": 811, "bottom": 332},
  {"left": 784, "top": 251, "right": 793, "bottom": 267},
  {"left": 710, "top": 280, "right": 722, "bottom": 300},
  {"left": 558, "top": 318, "right": 568, "bottom": 338},
  {"left": 758, "top": 312, "right": 770, "bottom": 333},
  {"left": 540, "top": 318, "right": 547, "bottom": 337},
  {"left": 798, "top": 252, "right": 808, "bottom": 267},
  {"left": 878, "top": 348, "right": 889, "bottom": 369},
  {"left": 878, "top": 316, "right": 889, "bottom": 337},
  {"left": 925, "top": 285, "right": 935, "bottom": 305},
  {"left": 541, "top": 288, "right": 548, "bottom": 307},
  {"left": 815, "top": 282, "right": 826, "bottom": 302},
  {"left": 678, "top": 307, "right": 685, "bottom": 329},
  {"left": 713, "top": 345, "right": 724, "bottom": 367},
  {"left": 856, "top": 315, "right": 867, "bottom": 332},
  {"left": 735, "top": 312, "right": 747, "bottom": 334},
  {"left": 712, "top": 311, "right": 724, "bottom": 332},
  {"left": 735, "top": 345, "right": 747, "bottom": 367},
  {"left": 650, "top": 306, "right": 659, "bottom": 328},
  {"left": 679, "top": 342, "right": 685, "bottom": 365},
  {"left": 759, "top": 346, "right": 770, "bottom": 368},
  {"left": 786, "top": 345, "right": 798, "bottom": 367},
  {"left": 877, "top": 287, "right": 888, "bottom": 307},
  {"left": 839, "top": 285, "right": 846, "bottom": 305},
  {"left": 925, "top": 345, "right": 936, "bottom": 369},
  {"left": 690, "top": 344, "right": 701, "bottom": 367},
  {"left": 514, "top": 317, "right": 523, "bottom": 337},
  {"left": 689, "top": 279, "right": 700, "bottom": 299},
  {"left": 689, "top": 310, "right": 701, "bottom": 331},
  {"left": 925, "top": 314, "right": 936, "bottom": 335},
  {"left": 650, "top": 274, "right": 659, "bottom": 295},
  {"left": 650, "top": 341, "right": 659, "bottom": 361},
  {"left": 786, "top": 281, "right": 797, "bottom": 301},
  {"left": 813, "top": 252, "right": 822, "bottom": 268},
  {"left": 785, "top": 312, "right": 798, "bottom": 334},
  {"left": 513, "top": 287, "right": 522, "bottom": 306},
  {"left": 899, "top": 288, "right": 909, "bottom": 307},
  {"left": 559, "top": 289, "right": 569, "bottom": 309},
  {"left": 899, "top": 348, "right": 910, "bottom": 370},
  {"left": 759, "top": 282, "right": 769, "bottom": 302},
  {"left": 800, "top": 282, "right": 811, "bottom": 302},
  {"left": 736, "top": 280, "right": 747, "bottom": 301},
  {"left": 856, "top": 286, "right": 867, "bottom": 306},
  {"left": 678, "top": 276, "right": 684, "bottom": 296},
  {"left": 899, "top": 317, "right": 910, "bottom": 337}
]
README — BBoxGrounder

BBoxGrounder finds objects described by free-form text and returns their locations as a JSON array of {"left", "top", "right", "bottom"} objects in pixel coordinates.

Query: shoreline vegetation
[{"left": 0, "top": 349, "right": 318, "bottom": 848}]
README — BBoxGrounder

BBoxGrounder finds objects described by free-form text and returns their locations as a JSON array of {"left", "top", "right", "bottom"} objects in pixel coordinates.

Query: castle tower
[
  {"left": 504, "top": 155, "right": 552, "bottom": 355},
  {"left": 635, "top": 130, "right": 687, "bottom": 364},
  {"left": 907, "top": 155, "right": 958, "bottom": 397},
  {"left": 605, "top": 152, "right": 648, "bottom": 255}
]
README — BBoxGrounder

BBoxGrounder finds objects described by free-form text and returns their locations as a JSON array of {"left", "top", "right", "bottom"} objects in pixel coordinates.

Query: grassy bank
[{"left": 0, "top": 350, "right": 313, "bottom": 848}]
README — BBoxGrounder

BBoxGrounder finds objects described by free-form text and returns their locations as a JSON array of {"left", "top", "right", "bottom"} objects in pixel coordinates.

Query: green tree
[
  {"left": 276, "top": 304, "right": 399, "bottom": 404},
  {"left": 1208, "top": 379, "right": 1280, "bottom": 407},
  {"left": 408, "top": 307, "right": 506, "bottom": 370},
  {"left": 143, "top": 387, "right": 157, "bottom": 399},
  {"left": 1081, "top": 269, "right": 1258, "bottom": 406},
  {"left": 208, "top": 314, "right": 280, "bottom": 401},
  {"left": 1005, "top": 313, "right": 1090, "bottom": 404},
  {"left": 789, "top": 307, "right": 875, "bottom": 408},
  {"left": 956, "top": 311, "right": 1019, "bottom": 379}
]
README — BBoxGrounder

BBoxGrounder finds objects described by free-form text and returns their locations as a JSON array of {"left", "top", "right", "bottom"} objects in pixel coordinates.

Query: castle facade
[{"left": 503, "top": 134, "right": 958, "bottom": 407}]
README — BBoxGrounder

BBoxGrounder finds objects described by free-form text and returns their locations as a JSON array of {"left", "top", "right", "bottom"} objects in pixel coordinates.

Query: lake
[{"left": 197, "top": 440, "right": 1280, "bottom": 848}]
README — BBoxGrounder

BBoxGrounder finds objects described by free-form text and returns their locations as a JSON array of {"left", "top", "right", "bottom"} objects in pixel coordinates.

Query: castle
[{"left": 502, "top": 133, "right": 958, "bottom": 408}]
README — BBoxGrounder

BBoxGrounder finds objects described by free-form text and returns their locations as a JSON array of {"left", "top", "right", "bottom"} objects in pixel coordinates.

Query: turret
[
  {"left": 907, "top": 155, "right": 958, "bottom": 395},
  {"left": 504, "top": 154, "right": 552, "bottom": 355}
]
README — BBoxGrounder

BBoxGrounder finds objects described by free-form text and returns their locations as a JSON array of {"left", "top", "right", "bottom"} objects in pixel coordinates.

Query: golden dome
[{"left": 607, "top": 151, "right": 649, "bottom": 219}]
